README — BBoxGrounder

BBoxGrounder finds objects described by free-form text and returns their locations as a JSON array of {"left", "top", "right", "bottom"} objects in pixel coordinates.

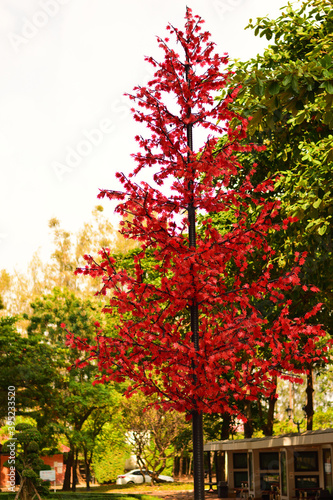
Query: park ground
[
  {"left": 72, "top": 482, "right": 217, "bottom": 500},
  {"left": 0, "top": 481, "right": 219, "bottom": 500}
]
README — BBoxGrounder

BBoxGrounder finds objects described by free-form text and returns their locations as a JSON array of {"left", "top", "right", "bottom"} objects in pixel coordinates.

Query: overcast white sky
[{"left": 1, "top": 0, "right": 299, "bottom": 273}]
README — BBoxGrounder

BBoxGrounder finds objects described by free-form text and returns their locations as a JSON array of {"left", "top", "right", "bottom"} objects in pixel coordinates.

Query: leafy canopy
[{"left": 66, "top": 8, "right": 329, "bottom": 417}]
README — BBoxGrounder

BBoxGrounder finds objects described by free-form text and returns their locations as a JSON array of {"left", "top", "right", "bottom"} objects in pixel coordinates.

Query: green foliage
[
  {"left": 0, "top": 207, "right": 138, "bottom": 318},
  {"left": 229, "top": 1, "right": 333, "bottom": 320},
  {"left": 212, "top": 0, "right": 333, "bottom": 435},
  {"left": 76, "top": 391, "right": 126, "bottom": 487},
  {"left": 3, "top": 424, "right": 51, "bottom": 499},
  {"left": 313, "top": 407, "right": 333, "bottom": 430},
  {"left": 27, "top": 286, "right": 114, "bottom": 360},
  {"left": 0, "top": 209, "right": 142, "bottom": 489},
  {"left": 120, "top": 394, "right": 187, "bottom": 481},
  {"left": 23, "top": 287, "right": 125, "bottom": 490},
  {"left": 93, "top": 443, "right": 130, "bottom": 484},
  {"left": 223, "top": 2, "right": 333, "bottom": 329},
  {"left": 0, "top": 315, "right": 56, "bottom": 421},
  {"left": 273, "top": 419, "right": 298, "bottom": 436},
  {"left": 315, "top": 363, "right": 333, "bottom": 411}
]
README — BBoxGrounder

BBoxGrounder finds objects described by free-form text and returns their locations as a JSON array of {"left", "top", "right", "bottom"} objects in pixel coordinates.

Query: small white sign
[
  {"left": 325, "top": 463, "right": 332, "bottom": 474},
  {"left": 40, "top": 470, "right": 56, "bottom": 481}
]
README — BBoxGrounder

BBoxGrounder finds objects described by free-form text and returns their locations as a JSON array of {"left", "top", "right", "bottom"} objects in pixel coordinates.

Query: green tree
[
  {"left": 121, "top": 395, "right": 187, "bottom": 483},
  {"left": 3, "top": 423, "right": 50, "bottom": 500},
  {"left": 47, "top": 206, "right": 136, "bottom": 293},
  {"left": 26, "top": 287, "right": 121, "bottom": 491},
  {"left": 76, "top": 390, "right": 125, "bottom": 490},
  {"left": 0, "top": 316, "right": 55, "bottom": 421},
  {"left": 225, "top": 0, "right": 333, "bottom": 319},
  {"left": 218, "top": 0, "right": 333, "bottom": 433},
  {"left": 92, "top": 419, "right": 130, "bottom": 484},
  {"left": 0, "top": 208, "right": 138, "bottom": 489},
  {"left": 0, "top": 206, "right": 138, "bottom": 317}
]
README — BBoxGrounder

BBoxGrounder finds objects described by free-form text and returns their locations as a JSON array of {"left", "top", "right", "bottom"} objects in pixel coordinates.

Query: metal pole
[{"left": 186, "top": 62, "right": 205, "bottom": 500}]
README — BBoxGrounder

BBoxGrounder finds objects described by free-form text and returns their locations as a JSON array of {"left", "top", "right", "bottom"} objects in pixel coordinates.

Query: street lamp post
[{"left": 185, "top": 59, "right": 205, "bottom": 500}]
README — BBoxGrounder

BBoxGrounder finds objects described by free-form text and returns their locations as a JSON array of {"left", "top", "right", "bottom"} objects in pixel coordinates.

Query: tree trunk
[
  {"left": 221, "top": 413, "right": 231, "bottom": 440},
  {"left": 192, "top": 411, "right": 205, "bottom": 500},
  {"left": 178, "top": 452, "right": 183, "bottom": 479},
  {"left": 14, "top": 476, "right": 25, "bottom": 500},
  {"left": 262, "top": 397, "right": 276, "bottom": 436},
  {"left": 62, "top": 450, "right": 74, "bottom": 491},
  {"left": 84, "top": 449, "right": 91, "bottom": 491},
  {"left": 72, "top": 449, "right": 78, "bottom": 492},
  {"left": 262, "top": 379, "right": 277, "bottom": 436},
  {"left": 32, "top": 481, "right": 43, "bottom": 500},
  {"left": 304, "top": 365, "right": 314, "bottom": 430},
  {"left": 244, "top": 402, "right": 253, "bottom": 438}
]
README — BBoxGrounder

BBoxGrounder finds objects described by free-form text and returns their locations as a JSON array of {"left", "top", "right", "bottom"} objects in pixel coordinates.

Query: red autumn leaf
[{"left": 66, "top": 9, "right": 330, "bottom": 421}]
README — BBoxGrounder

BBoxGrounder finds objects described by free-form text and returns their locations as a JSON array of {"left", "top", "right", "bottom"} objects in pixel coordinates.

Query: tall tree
[
  {"left": 77, "top": 401, "right": 124, "bottom": 490},
  {"left": 121, "top": 394, "right": 187, "bottom": 483},
  {"left": 3, "top": 423, "right": 50, "bottom": 500},
  {"left": 0, "top": 206, "right": 137, "bottom": 317},
  {"left": 66, "top": 9, "right": 330, "bottom": 500},
  {"left": 27, "top": 287, "right": 119, "bottom": 491},
  {"left": 0, "top": 315, "right": 55, "bottom": 421},
  {"left": 92, "top": 419, "right": 130, "bottom": 485},
  {"left": 223, "top": 0, "right": 333, "bottom": 430}
]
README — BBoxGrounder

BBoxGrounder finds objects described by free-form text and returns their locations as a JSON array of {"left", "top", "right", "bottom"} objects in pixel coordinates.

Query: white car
[{"left": 116, "top": 469, "right": 174, "bottom": 485}]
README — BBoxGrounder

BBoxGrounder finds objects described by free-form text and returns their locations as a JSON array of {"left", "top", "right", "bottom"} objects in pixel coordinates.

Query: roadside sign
[{"left": 40, "top": 470, "right": 56, "bottom": 481}]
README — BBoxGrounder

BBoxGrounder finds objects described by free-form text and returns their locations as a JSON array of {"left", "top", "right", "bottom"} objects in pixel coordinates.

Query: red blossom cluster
[{"left": 65, "top": 8, "right": 329, "bottom": 416}]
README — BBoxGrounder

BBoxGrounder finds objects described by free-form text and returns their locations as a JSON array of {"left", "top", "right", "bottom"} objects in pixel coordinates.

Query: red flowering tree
[{"left": 65, "top": 9, "right": 329, "bottom": 500}]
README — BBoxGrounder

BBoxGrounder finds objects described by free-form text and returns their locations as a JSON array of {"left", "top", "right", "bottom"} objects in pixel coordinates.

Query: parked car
[{"left": 116, "top": 469, "right": 174, "bottom": 485}]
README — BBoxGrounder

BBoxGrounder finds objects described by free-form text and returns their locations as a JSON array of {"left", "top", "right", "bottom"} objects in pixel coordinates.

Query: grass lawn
[
  {"left": 0, "top": 480, "right": 195, "bottom": 500},
  {"left": 102, "top": 482, "right": 194, "bottom": 494},
  {"left": 48, "top": 493, "right": 162, "bottom": 500},
  {"left": 0, "top": 492, "right": 162, "bottom": 500}
]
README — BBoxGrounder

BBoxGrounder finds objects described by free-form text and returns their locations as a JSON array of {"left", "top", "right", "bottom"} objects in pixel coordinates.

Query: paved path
[{"left": 138, "top": 490, "right": 218, "bottom": 500}]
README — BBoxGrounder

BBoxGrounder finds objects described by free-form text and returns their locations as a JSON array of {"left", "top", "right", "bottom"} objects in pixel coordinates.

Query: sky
[{"left": 1, "top": 0, "right": 298, "bottom": 273}]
